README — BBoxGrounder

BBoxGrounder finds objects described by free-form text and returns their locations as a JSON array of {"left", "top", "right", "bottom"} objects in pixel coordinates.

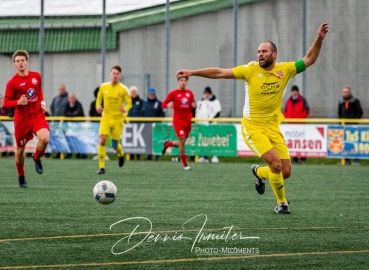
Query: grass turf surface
[{"left": 0, "top": 157, "right": 368, "bottom": 269}]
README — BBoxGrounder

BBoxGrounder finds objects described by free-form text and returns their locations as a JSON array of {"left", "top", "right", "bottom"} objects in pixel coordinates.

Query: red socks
[
  {"left": 165, "top": 141, "right": 174, "bottom": 148},
  {"left": 16, "top": 162, "right": 25, "bottom": 176},
  {"left": 33, "top": 149, "right": 45, "bottom": 160},
  {"left": 180, "top": 154, "right": 188, "bottom": 167}
]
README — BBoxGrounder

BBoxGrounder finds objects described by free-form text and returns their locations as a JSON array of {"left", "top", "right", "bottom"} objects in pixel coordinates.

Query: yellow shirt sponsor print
[
  {"left": 233, "top": 61, "right": 297, "bottom": 121},
  {"left": 96, "top": 82, "right": 132, "bottom": 119}
]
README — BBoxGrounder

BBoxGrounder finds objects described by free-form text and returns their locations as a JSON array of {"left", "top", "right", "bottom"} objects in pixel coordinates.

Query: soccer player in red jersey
[
  {"left": 161, "top": 77, "right": 196, "bottom": 170},
  {"left": 4, "top": 50, "right": 50, "bottom": 188}
]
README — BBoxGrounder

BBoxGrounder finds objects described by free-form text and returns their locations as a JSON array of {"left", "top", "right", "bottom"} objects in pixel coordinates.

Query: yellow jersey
[
  {"left": 96, "top": 82, "right": 132, "bottom": 120},
  {"left": 233, "top": 61, "right": 298, "bottom": 122}
]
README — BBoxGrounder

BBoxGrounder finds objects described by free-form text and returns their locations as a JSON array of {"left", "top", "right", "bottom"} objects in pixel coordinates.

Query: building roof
[
  {"left": 0, "top": 0, "right": 179, "bottom": 17},
  {"left": 0, "top": 0, "right": 263, "bottom": 53}
]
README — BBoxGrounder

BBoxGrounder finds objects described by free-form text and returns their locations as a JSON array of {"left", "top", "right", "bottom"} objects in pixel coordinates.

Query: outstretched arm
[
  {"left": 176, "top": 68, "right": 236, "bottom": 79},
  {"left": 303, "top": 23, "right": 330, "bottom": 68}
]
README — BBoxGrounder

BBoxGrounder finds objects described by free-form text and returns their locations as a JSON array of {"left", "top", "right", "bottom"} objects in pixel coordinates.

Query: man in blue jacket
[{"left": 142, "top": 87, "right": 165, "bottom": 161}]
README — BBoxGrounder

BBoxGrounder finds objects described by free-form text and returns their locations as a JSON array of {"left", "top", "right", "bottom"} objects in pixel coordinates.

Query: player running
[
  {"left": 96, "top": 65, "right": 132, "bottom": 174},
  {"left": 4, "top": 50, "right": 50, "bottom": 188},
  {"left": 161, "top": 77, "right": 196, "bottom": 170},
  {"left": 175, "top": 23, "right": 330, "bottom": 213}
]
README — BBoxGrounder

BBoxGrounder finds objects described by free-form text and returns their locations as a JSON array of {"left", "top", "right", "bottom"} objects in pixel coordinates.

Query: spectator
[
  {"left": 89, "top": 87, "right": 102, "bottom": 117},
  {"left": 142, "top": 87, "right": 165, "bottom": 161},
  {"left": 284, "top": 85, "right": 310, "bottom": 164},
  {"left": 50, "top": 84, "right": 69, "bottom": 117},
  {"left": 196, "top": 86, "right": 222, "bottom": 163},
  {"left": 0, "top": 93, "right": 12, "bottom": 117},
  {"left": 65, "top": 93, "right": 85, "bottom": 117},
  {"left": 89, "top": 87, "right": 104, "bottom": 161},
  {"left": 0, "top": 93, "right": 14, "bottom": 158},
  {"left": 128, "top": 85, "right": 144, "bottom": 160},
  {"left": 338, "top": 85, "right": 363, "bottom": 165},
  {"left": 50, "top": 84, "right": 69, "bottom": 159},
  {"left": 65, "top": 93, "right": 86, "bottom": 159}
]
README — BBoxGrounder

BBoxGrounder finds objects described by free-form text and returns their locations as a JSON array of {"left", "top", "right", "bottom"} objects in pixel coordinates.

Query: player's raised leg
[
  {"left": 112, "top": 139, "right": 125, "bottom": 167},
  {"left": 111, "top": 122, "right": 125, "bottom": 168},
  {"left": 32, "top": 127, "right": 50, "bottom": 174},
  {"left": 261, "top": 149, "right": 290, "bottom": 214}
]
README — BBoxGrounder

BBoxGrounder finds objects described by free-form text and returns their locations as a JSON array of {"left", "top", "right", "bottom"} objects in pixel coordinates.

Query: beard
[{"left": 259, "top": 57, "right": 274, "bottom": 68}]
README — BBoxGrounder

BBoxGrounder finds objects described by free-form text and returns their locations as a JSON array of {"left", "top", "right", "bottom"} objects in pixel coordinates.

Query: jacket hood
[
  {"left": 201, "top": 94, "right": 217, "bottom": 101},
  {"left": 340, "top": 94, "right": 355, "bottom": 103}
]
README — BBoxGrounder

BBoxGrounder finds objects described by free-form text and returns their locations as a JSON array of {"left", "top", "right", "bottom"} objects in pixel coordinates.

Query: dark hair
[
  {"left": 94, "top": 87, "right": 100, "bottom": 98},
  {"left": 13, "top": 50, "right": 29, "bottom": 62},
  {"left": 266, "top": 41, "right": 277, "bottom": 53},
  {"left": 177, "top": 76, "right": 188, "bottom": 81},
  {"left": 291, "top": 85, "right": 299, "bottom": 92},
  {"left": 204, "top": 86, "right": 212, "bottom": 94},
  {"left": 111, "top": 65, "right": 122, "bottom": 73}
]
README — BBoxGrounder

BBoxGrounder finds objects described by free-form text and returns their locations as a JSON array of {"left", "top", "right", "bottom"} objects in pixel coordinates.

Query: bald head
[
  {"left": 68, "top": 93, "right": 77, "bottom": 105},
  {"left": 342, "top": 86, "right": 352, "bottom": 99},
  {"left": 258, "top": 42, "right": 277, "bottom": 70}
]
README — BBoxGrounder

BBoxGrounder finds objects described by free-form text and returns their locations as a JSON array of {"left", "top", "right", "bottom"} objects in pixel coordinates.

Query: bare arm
[
  {"left": 303, "top": 23, "right": 330, "bottom": 68},
  {"left": 176, "top": 68, "right": 236, "bottom": 79}
]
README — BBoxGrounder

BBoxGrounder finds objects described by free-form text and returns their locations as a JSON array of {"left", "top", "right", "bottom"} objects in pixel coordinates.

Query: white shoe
[
  {"left": 198, "top": 157, "right": 209, "bottom": 163},
  {"left": 183, "top": 166, "right": 191, "bottom": 171},
  {"left": 211, "top": 156, "right": 219, "bottom": 163}
]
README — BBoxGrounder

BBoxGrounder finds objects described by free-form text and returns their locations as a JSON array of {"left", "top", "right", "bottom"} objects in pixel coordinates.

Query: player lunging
[
  {"left": 4, "top": 50, "right": 50, "bottom": 188},
  {"left": 175, "top": 23, "right": 330, "bottom": 213},
  {"left": 96, "top": 66, "right": 132, "bottom": 174},
  {"left": 162, "top": 77, "right": 196, "bottom": 170}
]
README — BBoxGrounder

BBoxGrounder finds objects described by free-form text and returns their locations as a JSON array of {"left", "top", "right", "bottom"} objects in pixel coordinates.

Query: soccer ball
[{"left": 93, "top": 180, "right": 117, "bottom": 205}]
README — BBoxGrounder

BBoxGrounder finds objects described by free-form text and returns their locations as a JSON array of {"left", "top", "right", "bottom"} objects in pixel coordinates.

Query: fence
[{"left": 1, "top": 116, "right": 369, "bottom": 164}]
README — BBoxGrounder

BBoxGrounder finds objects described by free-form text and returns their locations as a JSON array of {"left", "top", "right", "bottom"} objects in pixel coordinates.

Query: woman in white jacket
[{"left": 196, "top": 86, "right": 221, "bottom": 163}]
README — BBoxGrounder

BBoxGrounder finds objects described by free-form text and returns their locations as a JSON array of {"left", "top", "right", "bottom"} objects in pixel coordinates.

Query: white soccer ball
[{"left": 93, "top": 180, "right": 117, "bottom": 205}]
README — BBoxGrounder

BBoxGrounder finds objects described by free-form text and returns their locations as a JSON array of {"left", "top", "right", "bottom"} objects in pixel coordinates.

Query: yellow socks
[
  {"left": 98, "top": 145, "right": 106, "bottom": 169},
  {"left": 268, "top": 171, "right": 287, "bottom": 204},
  {"left": 257, "top": 166, "right": 270, "bottom": 179},
  {"left": 116, "top": 143, "right": 124, "bottom": 157}
]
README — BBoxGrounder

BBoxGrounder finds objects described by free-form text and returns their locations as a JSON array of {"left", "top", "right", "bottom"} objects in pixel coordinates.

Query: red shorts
[
  {"left": 173, "top": 119, "right": 192, "bottom": 138},
  {"left": 14, "top": 114, "right": 49, "bottom": 147}
]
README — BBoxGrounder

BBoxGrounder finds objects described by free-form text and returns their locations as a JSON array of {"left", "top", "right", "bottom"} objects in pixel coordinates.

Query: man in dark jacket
[
  {"left": 142, "top": 87, "right": 165, "bottom": 117},
  {"left": 50, "top": 84, "right": 69, "bottom": 117},
  {"left": 65, "top": 93, "right": 86, "bottom": 159},
  {"left": 142, "top": 87, "right": 165, "bottom": 161},
  {"left": 65, "top": 93, "right": 84, "bottom": 117},
  {"left": 128, "top": 86, "right": 144, "bottom": 160},
  {"left": 128, "top": 86, "right": 144, "bottom": 118},
  {"left": 338, "top": 85, "right": 363, "bottom": 165},
  {"left": 338, "top": 86, "right": 363, "bottom": 120},
  {"left": 284, "top": 85, "right": 310, "bottom": 164}
]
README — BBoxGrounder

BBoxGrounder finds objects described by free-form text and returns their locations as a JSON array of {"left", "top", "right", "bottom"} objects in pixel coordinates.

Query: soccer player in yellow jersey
[
  {"left": 96, "top": 65, "right": 132, "bottom": 174},
  {"left": 176, "top": 23, "right": 330, "bottom": 214}
]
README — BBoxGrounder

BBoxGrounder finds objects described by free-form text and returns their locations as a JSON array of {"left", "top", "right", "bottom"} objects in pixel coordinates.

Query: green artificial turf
[{"left": 0, "top": 157, "right": 368, "bottom": 269}]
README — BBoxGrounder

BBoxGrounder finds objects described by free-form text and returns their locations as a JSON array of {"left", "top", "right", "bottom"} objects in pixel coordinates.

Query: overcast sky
[{"left": 0, "top": 0, "right": 179, "bottom": 16}]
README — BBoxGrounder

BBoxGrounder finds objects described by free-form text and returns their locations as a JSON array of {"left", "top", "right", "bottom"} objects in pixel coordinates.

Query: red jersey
[
  {"left": 162, "top": 89, "right": 195, "bottom": 122},
  {"left": 4, "top": 71, "right": 45, "bottom": 122}
]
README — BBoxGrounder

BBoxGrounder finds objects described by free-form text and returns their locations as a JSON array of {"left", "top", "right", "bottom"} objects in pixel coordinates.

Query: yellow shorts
[
  {"left": 99, "top": 117, "right": 124, "bottom": 141},
  {"left": 241, "top": 118, "right": 290, "bottom": 159}
]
